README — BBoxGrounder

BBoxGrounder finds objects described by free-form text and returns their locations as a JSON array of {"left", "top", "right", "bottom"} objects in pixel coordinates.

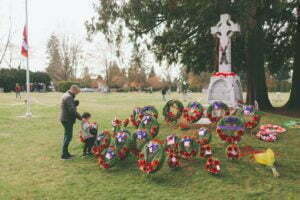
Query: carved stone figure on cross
[
  {"left": 211, "top": 14, "right": 240, "bottom": 73},
  {"left": 207, "top": 13, "right": 243, "bottom": 108}
]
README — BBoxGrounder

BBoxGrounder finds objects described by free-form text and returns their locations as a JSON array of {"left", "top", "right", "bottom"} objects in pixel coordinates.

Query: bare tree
[
  {"left": 46, "top": 34, "right": 83, "bottom": 82},
  {"left": 0, "top": 17, "right": 12, "bottom": 66}
]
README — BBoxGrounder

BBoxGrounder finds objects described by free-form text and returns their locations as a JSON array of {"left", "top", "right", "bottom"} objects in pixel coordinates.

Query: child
[{"left": 80, "top": 112, "right": 97, "bottom": 156}]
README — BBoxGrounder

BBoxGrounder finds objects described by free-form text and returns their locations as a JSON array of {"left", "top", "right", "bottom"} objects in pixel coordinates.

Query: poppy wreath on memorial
[
  {"left": 207, "top": 101, "right": 230, "bottom": 123},
  {"left": 216, "top": 116, "right": 245, "bottom": 143},
  {"left": 138, "top": 115, "right": 159, "bottom": 138},
  {"left": 92, "top": 130, "right": 111, "bottom": 156},
  {"left": 163, "top": 100, "right": 184, "bottom": 123},
  {"left": 98, "top": 146, "right": 118, "bottom": 169},
  {"left": 226, "top": 143, "right": 240, "bottom": 160},
  {"left": 241, "top": 105, "right": 261, "bottom": 129},
  {"left": 205, "top": 157, "right": 221, "bottom": 175},
  {"left": 165, "top": 134, "right": 181, "bottom": 169},
  {"left": 196, "top": 128, "right": 212, "bottom": 145},
  {"left": 112, "top": 130, "right": 132, "bottom": 160},
  {"left": 131, "top": 129, "right": 151, "bottom": 156},
  {"left": 130, "top": 107, "right": 143, "bottom": 128},
  {"left": 179, "top": 136, "right": 198, "bottom": 159},
  {"left": 141, "top": 106, "right": 159, "bottom": 119},
  {"left": 183, "top": 102, "right": 204, "bottom": 123},
  {"left": 138, "top": 139, "right": 165, "bottom": 174},
  {"left": 199, "top": 144, "right": 213, "bottom": 158}
]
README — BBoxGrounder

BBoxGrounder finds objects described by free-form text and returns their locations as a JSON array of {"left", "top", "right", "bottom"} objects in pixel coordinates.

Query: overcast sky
[{"left": 0, "top": 0, "right": 180, "bottom": 79}]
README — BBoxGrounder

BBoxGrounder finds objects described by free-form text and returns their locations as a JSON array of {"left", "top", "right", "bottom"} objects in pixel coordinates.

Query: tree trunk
[
  {"left": 245, "top": 14, "right": 273, "bottom": 110},
  {"left": 284, "top": 12, "right": 300, "bottom": 110}
]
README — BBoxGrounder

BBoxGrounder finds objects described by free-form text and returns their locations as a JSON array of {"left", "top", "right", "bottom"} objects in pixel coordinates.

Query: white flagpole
[{"left": 25, "top": 0, "right": 32, "bottom": 117}]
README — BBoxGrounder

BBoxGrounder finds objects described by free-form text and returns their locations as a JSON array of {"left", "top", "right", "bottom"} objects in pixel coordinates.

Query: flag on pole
[{"left": 21, "top": 25, "right": 28, "bottom": 57}]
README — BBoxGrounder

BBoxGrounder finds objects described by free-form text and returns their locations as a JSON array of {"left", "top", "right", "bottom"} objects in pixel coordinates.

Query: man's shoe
[
  {"left": 67, "top": 153, "right": 75, "bottom": 158},
  {"left": 61, "top": 155, "right": 73, "bottom": 160}
]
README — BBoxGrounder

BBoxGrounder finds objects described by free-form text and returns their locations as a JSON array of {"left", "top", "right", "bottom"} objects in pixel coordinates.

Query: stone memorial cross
[{"left": 211, "top": 14, "right": 240, "bottom": 73}]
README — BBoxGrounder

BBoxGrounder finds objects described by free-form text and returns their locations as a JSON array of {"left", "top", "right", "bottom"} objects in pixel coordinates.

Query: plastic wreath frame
[
  {"left": 112, "top": 129, "right": 132, "bottom": 160},
  {"left": 130, "top": 106, "right": 159, "bottom": 128},
  {"left": 138, "top": 139, "right": 165, "bottom": 174},
  {"left": 241, "top": 105, "right": 261, "bottom": 130},
  {"left": 216, "top": 116, "right": 245, "bottom": 144},
  {"left": 138, "top": 115, "right": 160, "bottom": 138},
  {"left": 98, "top": 146, "right": 118, "bottom": 169},
  {"left": 179, "top": 136, "right": 198, "bottom": 159},
  {"left": 141, "top": 106, "right": 159, "bottom": 119},
  {"left": 226, "top": 144, "right": 240, "bottom": 160},
  {"left": 183, "top": 102, "right": 204, "bottom": 123},
  {"left": 205, "top": 157, "right": 221, "bottom": 175},
  {"left": 207, "top": 101, "right": 230, "bottom": 123},
  {"left": 199, "top": 144, "right": 213, "bottom": 158},
  {"left": 196, "top": 128, "right": 212, "bottom": 145},
  {"left": 165, "top": 134, "right": 181, "bottom": 169},
  {"left": 163, "top": 100, "right": 184, "bottom": 123},
  {"left": 131, "top": 129, "right": 151, "bottom": 155}
]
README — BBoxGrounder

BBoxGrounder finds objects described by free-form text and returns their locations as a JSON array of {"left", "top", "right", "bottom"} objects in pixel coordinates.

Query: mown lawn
[{"left": 0, "top": 92, "right": 299, "bottom": 200}]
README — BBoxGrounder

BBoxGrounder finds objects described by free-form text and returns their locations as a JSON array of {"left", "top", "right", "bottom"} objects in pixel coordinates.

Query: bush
[
  {"left": 56, "top": 81, "right": 80, "bottom": 92},
  {"left": 0, "top": 68, "right": 51, "bottom": 92}
]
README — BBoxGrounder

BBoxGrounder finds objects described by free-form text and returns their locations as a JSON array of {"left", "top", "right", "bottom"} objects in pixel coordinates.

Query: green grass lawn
[{"left": 0, "top": 92, "right": 299, "bottom": 200}]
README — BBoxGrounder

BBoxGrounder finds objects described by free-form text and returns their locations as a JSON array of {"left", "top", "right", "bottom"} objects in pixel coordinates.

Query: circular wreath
[
  {"left": 167, "top": 153, "right": 180, "bottom": 169},
  {"left": 226, "top": 144, "right": 240, "bottom": 160},
  {"left": 165, "top": 134, "right": 180, "bottom": 154},
  {"left": 92, "top": 130, "right": 111, "bottom": 156},
  {"left": 256, "top": 131, "right": 277, "bottom": 142},
  {"left": 259, "top": 124, "right": 286, "bottom": 134},
  {"left": 165, "top": 135, "right": 181, "bottom": 169},
  {"left": 138, "top": 115, "right": 160, "bottom": 138},
  {"left": 141, "top": 106, "right": 159, "bottom": 118},
  {"left": 183, "top": 102, "right": 204, "bottom": 123},
  {"left": 197, "top": 128, "right": 212, "bottom": 145},
  {"left": 207, "top": 101, "right": 230, "bottom": 123},
  {"left": 199, "top": 144, "right": 213, "bottom": 158},
  {"left": 112, "top": 130, "right": 132, "bottom": 160},
  {"left": 130, "top": 107, "right": 143, "bottom": 128},
  {"left": 205, "top": 157, "right": 221, "bottom": 175},
  {"left": 131, "top": 130, "right": 151, "bottom": 155},
  {"left": 241, "top": 105, "right": 261, "bottom": 129},
  {"left": 179, "top": 136, "right": 198, "bottom": 159},
  {"left": 163, "top": 100, "right": 184, "bottom": 123},
  {"left": 216, "top": 116, "right": 245, "bottom": 143},
  {"left": 98, "top": 146, "right": 118, "bottom": 169},
  {"left": 138, "top": 140, "right": 165, "bottom": 174}
]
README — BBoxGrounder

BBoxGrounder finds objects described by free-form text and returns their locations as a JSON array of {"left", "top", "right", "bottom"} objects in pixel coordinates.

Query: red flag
[{"left": 21, "top": 25, "right": 28, "bottom": 57}]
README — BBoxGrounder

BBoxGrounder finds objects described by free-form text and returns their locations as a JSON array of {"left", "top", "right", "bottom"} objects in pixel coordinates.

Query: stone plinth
[{"left": 207, "top": 74, "right": 243, "bottom": 107}]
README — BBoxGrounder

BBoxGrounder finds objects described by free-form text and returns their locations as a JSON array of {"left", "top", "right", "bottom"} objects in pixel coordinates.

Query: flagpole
[{"left": 25, "top": 0, "right": 31, "bottom": 117}]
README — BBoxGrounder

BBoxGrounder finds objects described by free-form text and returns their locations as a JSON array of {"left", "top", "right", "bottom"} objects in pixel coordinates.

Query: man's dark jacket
[{"left": 60, "top": 91, "right": 81, "bottom": 123}]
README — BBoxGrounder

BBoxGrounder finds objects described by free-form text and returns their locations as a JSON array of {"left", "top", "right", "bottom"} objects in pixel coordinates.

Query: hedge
[
  {"left": 0, "top": 68, "right": 51, "bottom": 92},
  {"left": 56, "top": 81, "right": 81, "bottom": 93}
]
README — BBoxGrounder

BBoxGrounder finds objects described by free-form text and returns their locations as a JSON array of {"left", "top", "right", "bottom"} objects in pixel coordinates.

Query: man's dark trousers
[{"left": 61, "top": 121, "right": 74, "bottom": 157}]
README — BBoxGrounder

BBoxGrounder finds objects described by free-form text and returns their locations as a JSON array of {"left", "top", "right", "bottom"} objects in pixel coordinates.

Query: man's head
[{"left": 69, "top": 85, "right": 81, "bottom": 95}]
